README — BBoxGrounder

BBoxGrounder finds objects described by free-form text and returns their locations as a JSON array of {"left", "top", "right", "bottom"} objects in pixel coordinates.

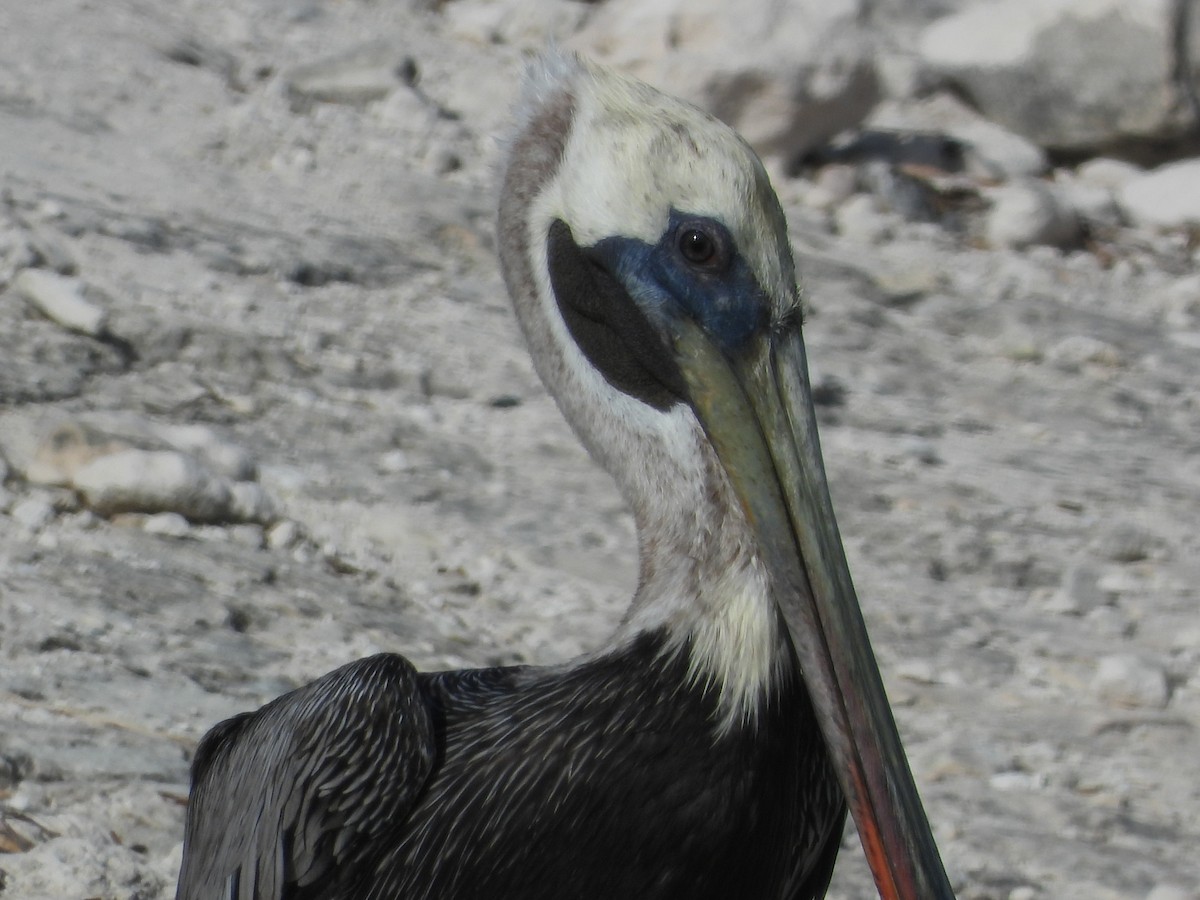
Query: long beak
[{"left": 672, "top": 318, "right": 955, "bottom": 900}]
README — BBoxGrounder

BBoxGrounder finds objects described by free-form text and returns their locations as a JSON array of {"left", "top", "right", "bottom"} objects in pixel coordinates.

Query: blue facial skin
[{"left": 588, "top": 210, "right": 770, "bottom": 356}]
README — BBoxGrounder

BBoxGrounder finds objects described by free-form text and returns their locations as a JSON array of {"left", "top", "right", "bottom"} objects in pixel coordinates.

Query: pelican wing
[{"left": 176, "top": 653, "right": 436, "bottom": 900}]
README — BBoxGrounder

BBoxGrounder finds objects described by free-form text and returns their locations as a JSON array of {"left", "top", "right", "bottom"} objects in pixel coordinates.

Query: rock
[
  {"left": 1097, "top": 522, "right": 1160, "bottom": 563},
  {"left": 836, "top": 194, "right": 894, "bottom": 244},
  {"left": 156, "top": 423, "right": 258, "bottom": 481},
  {"left": 1117, "top": 159, "right": 1200, "bottom": 230},
  {"left": 10, "top": 495, "right": 56, "bottom": 531},
  {"left": 25, "top": 421, "right": 133, "bottom": 486},
  {"left": 228, "top": 481, "right": 277, "bottom": 524},
  {"left": 266, "top": 519, "right": 302, "bottom": 550},
  {"left": 228, "top": 523, "right": 265, "bottom": 549},
  {"left": 13, "top": 268, "right": 108, "bottom": 337},
  {"left": 572, "top": 0, "right": 881, "bottom": 161},
  {"left": 985, "top": 179, "right": 1080, "bottom": 249},
  {"left": 1150, "top": 273, "right": 1200, "bottom": 327},
  {"left": 1076, "top": 157, "right": 1143, "bottom": 190},
  {"left": 22, "top": 419, "right": 269, "bottom": 522},
  {"left": 1093, "top": 653, "right": 1170, "bottom": 709},
  {"left": 286, "top": 42, "right": 413, "bottom": 110},
  {"left": 23, "top": 221, "right": 78, "bottom": 275},
  {"left": 918, "top": 0, "right": 1199, "bottom": 155},
  {"left": 72, "top": 449, "right": 233, "bottom": 522},
  {"left": 142, "top": 511, "right": 191, "bottom": 538},
  {"left": 1045, "top": 335, "right": 1124, "bottom": 371},
  {"left": 1047, "top": 563, "right": 1109, "bottom": 614},
  {"left": 1052, "top": 171, "right": 1124, "bottom": 229}
]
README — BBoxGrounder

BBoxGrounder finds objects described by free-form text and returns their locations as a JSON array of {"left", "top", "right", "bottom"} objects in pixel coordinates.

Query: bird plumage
[
  {"left": 177, "top": 50, "right": 955, "bottom": 900},
  {"left": 179, "top": 633, "right": 844, "bottom": 900}
]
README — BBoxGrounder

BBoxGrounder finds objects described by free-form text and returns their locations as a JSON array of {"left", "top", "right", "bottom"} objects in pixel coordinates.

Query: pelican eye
[{"left": 675, "top": 220, "right": 731, "bottom": 274}]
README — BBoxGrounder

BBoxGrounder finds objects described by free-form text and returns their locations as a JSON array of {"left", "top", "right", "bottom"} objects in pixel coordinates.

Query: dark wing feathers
[
  {"left": 176, "top": 653, "right": 436, "bottom": 900},
  {"left": 786, "top": 806, "right": 847, "bottom": 900}
]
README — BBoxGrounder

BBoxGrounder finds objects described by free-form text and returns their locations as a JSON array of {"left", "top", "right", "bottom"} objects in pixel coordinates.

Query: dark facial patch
[
  {"left": 650, "top": 212, "right": 769, "bottom": 351},
  {"left": 546, "top": 220, "right": 688, "bottom": 411}
]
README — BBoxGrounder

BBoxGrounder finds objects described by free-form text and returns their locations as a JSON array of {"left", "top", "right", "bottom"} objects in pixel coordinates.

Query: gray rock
[
  {"left": 11, "top": 495, "right": 56, "bottom": 531},
  {"left": 573, "top": 0, "right": 881, "bottom": 160},
  {"left": 1117, "top": 159, "right": 1200, "bottom": 230},
  {"left": 24, "top": 221, "right": 78, "bottom": 275},
  {"left": 228, "top": 523, "right": 265, "bottom": 548},
  {"left": 266, "top": 519, "right": 302, "bottom": 550},
  {"left": 1052, "top": 174, "right": 1123, "bottom": 229},
  {"left": 72, "top": 449, "right": 233, "bottom": 522},
  {"left": 836, "top": 194, "right": 894, "bottom": 244},
  {"left": 1047, "top": 563, "right": 1109, "bottom": 614},
  {"left": 985, "top": 179, "right": 1080, "bottom": 249},
  {"left": 286, "top": 42, "right": 413, "bottom": 109},
  {"left": 1093, "top": 653, "right": 1170, "bottom": 709},
  {"left": 1150, "top": 273, "right": 1200, "bottom": 327},
  {"left": 24, "top": 421, "right": 134, "bottom": 486},
  {"left": 143, "top": 511, "right": 191, "bottom": 538},
  {"left": 1045, "top": 334, "right": 1124, "bottom": 371},
  {"left": 156, "top": 423, "right": 258, "bottom": 481},
  {"left": 1098, "top": 522, "right": 1160, "bottom": 563},
  {"left": 228, "top": 481, "right": 277, "bottom": 524},
  {"left": 1076, "top": 157, "right": 1144, "bottom": 190},
  {"left": 918, "top": 0, "right": 1198, "bottom": 154},
  {"left": 13, "top": 268, "right": 108, "bottom": 337}
]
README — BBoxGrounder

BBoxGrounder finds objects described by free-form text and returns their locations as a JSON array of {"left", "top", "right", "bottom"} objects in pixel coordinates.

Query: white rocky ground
[{"left": 0, "top": 1, "right": 1198, "bottom": 899}]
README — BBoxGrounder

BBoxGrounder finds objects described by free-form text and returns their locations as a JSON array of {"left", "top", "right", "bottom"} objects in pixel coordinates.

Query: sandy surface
[{"left": 1, "top": 2, "right": 1198, "bottom": 899}]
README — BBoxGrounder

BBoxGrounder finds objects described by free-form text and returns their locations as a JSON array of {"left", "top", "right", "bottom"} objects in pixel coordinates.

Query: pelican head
[{"left": 498, "top": 53, "right": 954, "bottom": 900}]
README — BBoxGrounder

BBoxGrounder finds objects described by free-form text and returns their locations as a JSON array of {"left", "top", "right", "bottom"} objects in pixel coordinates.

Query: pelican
[{"left": 176, "top": 52, "right": 955, "bottom": 900}]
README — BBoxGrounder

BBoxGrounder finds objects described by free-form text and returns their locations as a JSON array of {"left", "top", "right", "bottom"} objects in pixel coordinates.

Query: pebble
[
  {"left": 142, "top": 512, "right": 191, "bottom": 538},
  {"left": 1053, "top": 173, "right": 1123, "bottom": 229},
  {"left": 228, "top": 524, "right": 265, "bottom": 549},
  {"left": 1076, "top": 157, "right": 1142, "bottom": 190},
  {"left": 72, "top": 449, "right": 233, "bottom": 522},
  {"left": 11, "top": 496, "right": 56, "bottom": 531},
  {"left": 157, "top": 423, "right": 258, "bottom": 481},
  {"left": 1093, "top": 654, "right": 1170, "bottom": 709},
  {"left": 872, "top": 265, "right": 942, "bottom": 307},
  {"left": 24, "top": 222, "right": 78, "bottom": 275},
  {"left": 228, "top": 481, "right": 277, "bottom": 524},
  {"left": 835, "top": 194, "right": 892, "bottom": 244},
  {"left": 1117, "top": 159, "right": 1200, "bottom": 230},
  {"left": 984, "top": 180, "right": 1079, "bottom": 249},
  {"left": 286, "top": 43, "right": 410, "bottom": 109},
  {"left": 1149, "top": 273, "right": 1200, "bottom": 328},
  {"left": 1098, "top": 522, "right": 1158, "bottom": 564},
  {"left": 1046, "top": 563, "right": 1108, "bottom": 614},
  {"left": 13, "top": 268, "right": 108, "bottom": 337},
  {"left": 266, "top": 519, "right": 302, "bottom": 550},
  {"left": 1045, "top": 335, "right": 1124, "bottom": 372},
  {"left": 27, "top": 421, "right": 133, "bottom": 486}
]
